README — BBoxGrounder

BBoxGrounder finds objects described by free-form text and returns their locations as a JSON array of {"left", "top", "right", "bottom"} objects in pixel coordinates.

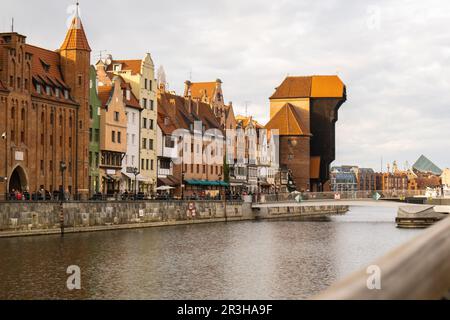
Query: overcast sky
[{"left": 2, "top": 0, "right": 450, "bottom": 170}]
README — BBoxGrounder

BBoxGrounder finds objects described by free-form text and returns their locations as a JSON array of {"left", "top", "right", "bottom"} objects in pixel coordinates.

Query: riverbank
[{"left": 0, "top": 200, "right": 348, "bottom": 238}]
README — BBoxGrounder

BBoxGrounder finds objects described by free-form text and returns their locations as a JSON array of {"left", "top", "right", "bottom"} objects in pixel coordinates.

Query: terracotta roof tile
[
  {"left": 270, "top": 75, "right": 344, "bottom": 99},
  {"left": 107, "top": 60, "right": 142, "bottom": 75},
  {"left": 97, "top": 85, "right": 113, "bottom": 107},
  {"left": 60, "top": 17, "right": 91, "bottom": 51},
  {"left": 189, "top": 82, "right": 216, "bottom": 101},
  {"left": 265, "top": 103, "right": 310, "bottom": 136}
]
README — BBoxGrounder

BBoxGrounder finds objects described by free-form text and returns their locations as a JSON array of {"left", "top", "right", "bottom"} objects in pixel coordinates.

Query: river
[{"left": 0, "top": 206, "right": 422, "bottom": 299}]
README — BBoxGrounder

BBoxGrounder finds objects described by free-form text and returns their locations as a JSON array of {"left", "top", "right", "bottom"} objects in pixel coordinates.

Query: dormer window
[
  {"left": 64, "top": 90, "right": 69, "bottom": 99},
  {"left": 39, "top": 59, "right": 50, "bottom": 72},
  {"left": 126, "top": 89, "right": 131, "bottom": 101},
  {"left": 113, "top": 64, "right": 121, "bottom": 72},
  {"left": 55, "top": 88, "right": 60, "bottom": 98},
  {"left": 36, "top": 83, "right": 41, "bottom": 94},
  {"left": 164, "top": 117, "right": 169, "bottom": 126},
  {"left": 46, "top": 86, "right": 51, "bottom": 95}
]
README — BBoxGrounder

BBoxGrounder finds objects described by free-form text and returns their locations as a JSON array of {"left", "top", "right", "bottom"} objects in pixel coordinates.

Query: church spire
[{"left": 60, "top": 2, "right": 91, "bottom": 51}]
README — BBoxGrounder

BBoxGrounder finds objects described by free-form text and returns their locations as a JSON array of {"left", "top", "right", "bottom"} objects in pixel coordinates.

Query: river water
[{"left": 0, "top": 206, "right": 422, "bottom": 299}]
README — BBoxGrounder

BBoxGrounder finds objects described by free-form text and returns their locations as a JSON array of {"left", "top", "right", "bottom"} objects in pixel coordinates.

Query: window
[
  {"left": 146, "top": 159, "right": 149, "bottom": 170},
  {"left": 143, "top": 98, "right": 147, "bottom": 109},
  {"left": 36, "top": 83, "right": 41, "bottom": 94},
  {"left": 149, "top": 139, "right": 154, "bottom": 150},
  {"left": 40, "top": 160, "right": 44, "bottom": 173},
  {"left": 151, "top": 159, "right": 154, "bottom": 170},
  {"left": 64, "top": 90, "right": 69, "bottom": 99},
  {"left": 112, "top": 131, "right": 116, "bottom": 143},
  {"left": 20, "top": 131, "right": 24, "bottom": 143},
  {"left": 78, "top": 75, "right": 82, "bottom": 86},
  {"left": 46, "top": 86, "right": 51, "bottom": 95},
  {"left": 114, "top": 111, "right": 119, "bottom": 121},
  {"left": 149, "top": 80, "right": 153, "bottom": 91},
  {"left": 150, "top": 100, "right": 154, "bottom": 110},
  {"left": 50, "top": 134, "right": 53, "bottom": 146},
  {"left": 131, "top": 155, "right": 135, "bottom": 166},
  {"left": 95, "top": 129, "right": 100, "bottom": 142},
  {"left": 197, "top": 164, "right": 199, "bottom": 173},
  {"left": 132, "top": 134, "right": 135, "bottom": 145},
  {"left": 132, "top": 113, "right": 135, "bottom": 124},
  {"left": 17, "top": 77, "right": 21, "bottom": 89},
  {"left": 143, "top": 118, "right": 147, "bottom": 129},
  {"left": 191, "top": 164, "right": 194, "bottom": 172},
  {"left": 40, "top": 133, "right": 44, "bottom": 145},
  {"left": 142, "top": 138, "right": 147, "bottom": 149},
  {"left": 49, "top": 160, "right": 53, "bottom": 172},
  {"left": 126, "top": 89, "right": 131, "bottom": 101},
  {"left": 149, "top": 119, "right": 154, "bottom": 130},
  {"left": 144, "top": 79, "right": 148, "bottom": 90},
  {"left": 141, "top": 159, "right": 145, "bottom": 170},
  {"left": 118, "top": 131, "right": 121, "bottom": 144},
  {"left": 89, "top": 152, "right": 92, "bottom": 166},
  {"left": 89, "top": 128, "right": 93, "bottom": 142},
  {"left": 55, "top": 88, "right": 60, "bottom": 98},
  {"left": 89, "top": 105, "right": 93, "bottom": 119}
]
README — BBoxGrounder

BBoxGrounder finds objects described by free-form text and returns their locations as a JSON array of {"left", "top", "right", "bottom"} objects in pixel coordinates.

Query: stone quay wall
[{"left": 0, "top": 200, "right": 348, "bottom": 238}]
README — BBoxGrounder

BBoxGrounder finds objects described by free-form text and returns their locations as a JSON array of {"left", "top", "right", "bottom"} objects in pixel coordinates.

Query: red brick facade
[{"left": 0, "top": 15, "right": 90, "bottom": 199}]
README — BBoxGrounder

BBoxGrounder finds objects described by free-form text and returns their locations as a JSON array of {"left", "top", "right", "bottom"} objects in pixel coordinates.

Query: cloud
[{"left": 1, "top": 0, "right": 450, "bottom": 170}]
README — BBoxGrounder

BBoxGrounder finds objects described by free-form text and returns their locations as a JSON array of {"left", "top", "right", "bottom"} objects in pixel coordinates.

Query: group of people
[{"left": 7, "top": 186, "right": 70, "bottom": 201}]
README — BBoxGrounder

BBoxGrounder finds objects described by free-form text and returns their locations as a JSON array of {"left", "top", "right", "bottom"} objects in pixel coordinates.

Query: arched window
[
  {"left": 21, "top": 108, "right": 25, "bottom": 121},
  {"left": 11, "top": 106, "right": 15, "bottom": 119}
]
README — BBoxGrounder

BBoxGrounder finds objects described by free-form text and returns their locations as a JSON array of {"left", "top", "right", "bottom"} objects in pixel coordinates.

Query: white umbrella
[{"left": 156, "top": 185, "right": 175, "bottom": 191}]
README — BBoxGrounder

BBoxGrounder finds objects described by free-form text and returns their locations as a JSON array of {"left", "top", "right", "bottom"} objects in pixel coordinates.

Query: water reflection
[{"left": 0, "top": 206, "right": 422, "bottom": 299}]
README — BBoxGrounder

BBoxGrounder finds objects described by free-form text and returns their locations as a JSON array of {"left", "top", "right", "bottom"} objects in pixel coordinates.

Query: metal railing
[
  {"left": 256, "top": 190, "right": 429, "bottom": 203},
  {"left": 313, "top": 216, "right": 450, "bottom": 299}
]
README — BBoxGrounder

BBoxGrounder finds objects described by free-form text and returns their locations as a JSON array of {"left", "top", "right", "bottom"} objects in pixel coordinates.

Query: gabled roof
[
  {"left": 189, "top": 82, "right": 216, "bottom": 101},
  {"left": 235, "top": 115, "right": 263, "bottom": 129},
  {"left": 26, "top": 44, "right": 68, "bottom": 88},
  {"left": 60, "top": 14, "right": 91, "bottom": 51},
  {"left": 412, "top": 155, "right": 442, "bottom": 175},
  {"left": 97, "top": 85, "right": 113, "bottom": 107},
  {"left": 270, "top": 75, "right": 345, "bottom": 99},
  {"left": 157, "top": 91, "right": 223, "bottom": 135},
  {"left": 264, "top": 103, "right": 310, "bottom": 136},
  {"left": 106, "top": 60, "right": 142, "bottom": 75}
]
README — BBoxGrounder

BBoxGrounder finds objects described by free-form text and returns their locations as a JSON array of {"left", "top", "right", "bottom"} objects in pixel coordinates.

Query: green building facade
[{"left": 88, "top": 66, "right": 101, "bottom": 196}]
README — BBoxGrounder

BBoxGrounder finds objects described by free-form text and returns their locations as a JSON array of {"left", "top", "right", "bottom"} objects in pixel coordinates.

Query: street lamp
[
  {"left": 59, "top": 161, "right": 67, "bottom": 237},
  {"left": 60, "top": 161, "right": 67, "bottom": 201}
]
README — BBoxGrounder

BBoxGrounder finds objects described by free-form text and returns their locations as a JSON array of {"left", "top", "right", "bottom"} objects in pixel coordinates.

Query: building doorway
[{"left": 9, "top": 166, "right": 27, "bottom": 192}]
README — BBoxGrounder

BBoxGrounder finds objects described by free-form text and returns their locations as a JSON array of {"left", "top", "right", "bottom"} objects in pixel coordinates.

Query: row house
[
  {"left": 157, "top": 81, "right": 226, "bottom": 199},
  {"left": 105, "top": 55, "right": 158, "bottom": 194},
  {"left": 97, "top": 77, "right": 128, "bottom": 195}
]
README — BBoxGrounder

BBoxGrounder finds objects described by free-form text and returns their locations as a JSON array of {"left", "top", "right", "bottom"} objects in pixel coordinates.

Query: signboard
[
  {"left": 126, "top": 167, "right": 135, "bottom": 174},
  {"left": 106, "top": 169, "right": 116, "bottom": 175}
]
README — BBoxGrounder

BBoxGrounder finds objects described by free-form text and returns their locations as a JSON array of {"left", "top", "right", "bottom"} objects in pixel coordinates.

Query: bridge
[{"left": 253, "top": 199, "right": 423, "bottom": 209}]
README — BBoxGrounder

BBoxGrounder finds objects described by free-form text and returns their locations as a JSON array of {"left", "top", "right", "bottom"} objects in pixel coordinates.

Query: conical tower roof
[{"left": 60, "top": 4, "right": 91, "bottom": 51}]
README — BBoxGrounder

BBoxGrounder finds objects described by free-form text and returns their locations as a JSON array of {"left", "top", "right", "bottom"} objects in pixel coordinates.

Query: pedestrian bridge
[{"left": 252, "top": 199, "right": 423, "bottom": 209}]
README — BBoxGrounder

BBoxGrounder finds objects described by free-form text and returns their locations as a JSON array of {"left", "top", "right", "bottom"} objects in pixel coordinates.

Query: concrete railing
[{"left": 313, "top": 217, "right": 450, "bottom": 299}]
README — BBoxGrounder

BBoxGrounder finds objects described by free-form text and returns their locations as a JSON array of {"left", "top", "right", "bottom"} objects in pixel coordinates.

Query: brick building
[{"left": 0, "top": 8, "right": 91, "bottom": 199}]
